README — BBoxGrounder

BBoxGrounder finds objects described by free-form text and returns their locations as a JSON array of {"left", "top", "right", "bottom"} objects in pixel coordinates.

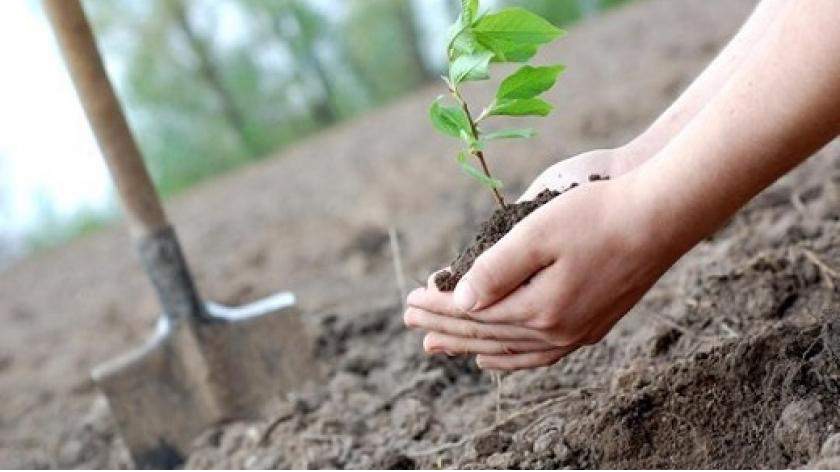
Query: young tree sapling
[{"left": 429, "top": 0, "right": 566, "bottom": 208}]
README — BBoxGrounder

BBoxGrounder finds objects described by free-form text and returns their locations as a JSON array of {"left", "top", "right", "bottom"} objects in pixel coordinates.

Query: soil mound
[{"left": 185, "top": 155, "right": 840, "bottom": 468}]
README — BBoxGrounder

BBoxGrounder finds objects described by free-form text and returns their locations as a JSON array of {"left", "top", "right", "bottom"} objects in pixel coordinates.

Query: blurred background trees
[
  {"left": 85, "top": 0, "right": 630, "bottom": 197},
  {"left": 0, "top": 0, "right": 631, "bottom": 267}
]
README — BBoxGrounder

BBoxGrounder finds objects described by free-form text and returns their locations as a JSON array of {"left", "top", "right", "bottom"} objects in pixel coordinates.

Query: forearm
[
  {"left": 622, "top": 0, "right": 788, "bottom": 164},
  {"left": 641, "top": 0, "right": 840, "bottom": 255}
]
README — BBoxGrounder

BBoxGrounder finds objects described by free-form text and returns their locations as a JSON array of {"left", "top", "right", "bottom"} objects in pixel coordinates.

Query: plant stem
[
  {"left": 474, "top": 149, "right": 505, "bottom": 207},
  {"left": 451, "top": 89, "right": 506, "bottom": 208}
]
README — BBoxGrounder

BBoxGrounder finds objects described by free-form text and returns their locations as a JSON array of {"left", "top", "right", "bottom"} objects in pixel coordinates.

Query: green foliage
[
  {"left": 457, "top": 151, "right": 503, "bottom": 189},
  {"left": 490, "top": 97, "right": 554, "bottom": 116},
  {"left": 503, "top": 0, "right": 583, "bottom": 28},
  {"left": 482, "top": 128, "right": 536, "bottom": 141},
  {"left": 496, "top": 65, "right": 565, "bottom": 99},
  {"left": 461, "top": 0, "right": 479, "bottom": 21},
  {"left": 344, "top": 0, "right": 432, "bottom": 103},
  {"left": 85, "top": 0, "right": 434, "bottom": 198},
  {"left": 449, "top": 51, "right": 494, "bottom": 84},
  {"left": 429, "top": 97, "right": 472, "bottom": 138},
  {"left": 472, "top": 7, "right": 565, "bottom": 61},
  {"left": 24, "top": 202, "right": 113, "bottom": 252},
  {"left": 429, "top": 0, "right": 565, "bottom": 202}
]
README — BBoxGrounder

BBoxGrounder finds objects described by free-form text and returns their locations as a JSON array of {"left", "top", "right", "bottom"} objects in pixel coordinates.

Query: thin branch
[
  {"left": 388, "top": 226, "right": 408, "bottom": 310},
  {"left": 406, "top": 395, "right": 571, "bottom": 457},
  {"left": 450, "top": 87, "right": 506, "bottom": 208},
  {"left": 799, "top": 247, "right": 839, "bottom": 290}
]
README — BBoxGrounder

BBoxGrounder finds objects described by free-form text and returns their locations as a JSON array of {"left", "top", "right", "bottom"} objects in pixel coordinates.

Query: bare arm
[
  {"left": 642, "top": 0, "right": 840, "bottom": 256},
  {"left": 623, "top": 0, "right": 791, "bottom": 162},
  {"left": 521, "top": 0, "right": 791, "bottom": 199}
]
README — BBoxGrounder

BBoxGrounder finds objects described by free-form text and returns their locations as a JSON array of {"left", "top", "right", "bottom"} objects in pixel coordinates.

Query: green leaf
[
  {"left": 449, "top": 51, "right": 494, "bottom": 84},
  {"left": 457, "top": 151, "right": 503, "bottom": 189},
  {"left": 490, "top": 44, "right": 538, "bottom": 63},
  {"left": 451, "top": 31, "right": 485, "bottom": 58},
  {"left": 490, "top": 98, "right": 554, "bottom": 117},
  {"left": 429, "top": 97, "right": 472, "bottom": 138},
  {"left": 483, "top": 128, "right": 536, "bottom": 140},
  {"left": 473, "top": 7, "right": 564, "bottom": 43},
  {"left": 472, "top": 8, "right": 565, "bottom": 61},
  {"left": 460, "top": 130, "right": 486, "bottom": 152},
  {"left": 497, "top": 65, "right": 565, "bottom": 100},
  {"left": 461, "top": 0, "right": 479, "bottom": 23}
]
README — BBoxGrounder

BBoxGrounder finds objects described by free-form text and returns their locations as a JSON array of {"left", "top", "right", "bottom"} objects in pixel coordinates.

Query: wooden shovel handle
[{"left": 44, "top": 0, "right": 168, "bottom": 237}]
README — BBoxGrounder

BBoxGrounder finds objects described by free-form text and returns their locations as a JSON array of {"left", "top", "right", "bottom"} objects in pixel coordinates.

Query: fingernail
[
  {"left": 475, "top": 356, "right": 484, "bottom": 369},
  {"left": 453, "top": 278, "right": 478, "bottom": 312}
]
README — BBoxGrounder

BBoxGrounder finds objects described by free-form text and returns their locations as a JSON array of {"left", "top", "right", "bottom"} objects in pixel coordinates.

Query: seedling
[{"left": 430, "top": 0, "right": 566, "bottom": 207}]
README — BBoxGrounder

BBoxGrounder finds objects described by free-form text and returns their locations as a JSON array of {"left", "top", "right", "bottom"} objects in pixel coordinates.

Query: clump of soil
[{"left": 435, "top": 174, "right": 609, "bottom": 291}]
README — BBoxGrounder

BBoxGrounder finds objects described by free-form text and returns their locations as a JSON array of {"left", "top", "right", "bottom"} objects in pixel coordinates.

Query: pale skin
[{"left": 404, "top": 0, "right": 840, "bottom": 370}]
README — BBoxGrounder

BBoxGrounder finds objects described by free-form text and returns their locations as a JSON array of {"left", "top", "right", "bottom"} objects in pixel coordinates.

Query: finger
[
  {"left": 453, "top": 215, "right": 554, "bottom": 313},
  {"left": 423, "top": 332, "right": 556, "bottom": 355},
  {"left": 467, "top": 264, "right": 553, "bottom": 324},
  {"left": 403, "top": 307, "right": 545, "bottom": 341},
  {"left": 475, "top": 346, "right": 578, "bottom": 371},
  {"left": 406, "top": 287, "right": 464, "bottom": 318}
]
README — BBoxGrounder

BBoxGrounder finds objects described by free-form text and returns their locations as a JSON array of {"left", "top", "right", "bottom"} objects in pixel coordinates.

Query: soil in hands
[{"left": 435, "top": 174, "right": 609, "bottom": 291}]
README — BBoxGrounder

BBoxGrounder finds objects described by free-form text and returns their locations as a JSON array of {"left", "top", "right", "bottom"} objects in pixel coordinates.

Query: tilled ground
[
  {"left": 2, "top": 0, "right": 839, "bottom": 468},
  {"left": 183, "top": 147, "right": 840, "bottom": 469}
]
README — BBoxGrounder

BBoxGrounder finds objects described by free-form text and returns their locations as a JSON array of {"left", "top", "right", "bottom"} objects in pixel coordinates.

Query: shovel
[{"left": 44, "top": 1, "right": 319, "bottom": 467}]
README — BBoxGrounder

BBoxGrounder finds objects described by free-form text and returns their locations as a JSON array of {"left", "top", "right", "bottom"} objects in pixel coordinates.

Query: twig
[
  {"left": 406, "top": 395, "right": 571, "bottom": 457},
  {"left": 259, "top": 411, "right": 295, "bottom": 446},
  {"left": 500, "top": 388, "right": 579, "bottom": 407},
  {"left": 650, "top": 312, "right": 715, "bottom": 342},
  {"left": 388, "top": 226, "right": 408, "bottom": 309},
  {"left": 799, "top": 247, "right": 839, "bottom": 290},
  {"left": 450, "top": 85, "right": 505, "bottom": 208}
]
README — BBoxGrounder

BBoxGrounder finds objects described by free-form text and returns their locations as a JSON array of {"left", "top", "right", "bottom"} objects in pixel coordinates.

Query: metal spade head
[{"left": 92, "top": 292, "right": 318, "bottom": 468}]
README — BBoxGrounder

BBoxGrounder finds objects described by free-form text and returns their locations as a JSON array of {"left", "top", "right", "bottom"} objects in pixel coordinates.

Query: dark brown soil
[
  {"left": 435, "top": 174, "right": 608, "bottom": 292},
  {"left": 434, "top": 189, "right": 560, "bottom": 291},
  {"left": 184, "top": 179, "right": 840, "bottom": 468},
  {"left": 5, "top": 0, "right": 840, "bottom": 469}
]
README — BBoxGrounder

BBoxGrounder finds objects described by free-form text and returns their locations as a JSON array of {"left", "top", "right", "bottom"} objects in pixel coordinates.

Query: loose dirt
[
  {"left": 434, "top": 189, "right": 561, "bottom": 291},
  {"left": 435, "top": 175, "right": 608, "bottom": 291},
  {"left": 2, "top": 0, "right": 838, "bottom": 468}
]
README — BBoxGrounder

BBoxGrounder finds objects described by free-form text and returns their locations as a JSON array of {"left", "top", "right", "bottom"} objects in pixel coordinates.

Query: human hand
[
  {"left": 517, "top": 147, "right": 637, "bottom": 202},
  {"left": 404, "top": 164, "right": 681, "bottom": 370}
]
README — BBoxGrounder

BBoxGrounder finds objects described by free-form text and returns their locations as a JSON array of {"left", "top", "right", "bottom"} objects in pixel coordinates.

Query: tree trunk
[
  {"left": 168, "top": 0, "right": 258, "bottom": 156},
  {"left": 270, "top": 8, "right": 339, "bottom": 126},
  {"left": 396, "top": 0, "right": 433, "bottom": 81}
]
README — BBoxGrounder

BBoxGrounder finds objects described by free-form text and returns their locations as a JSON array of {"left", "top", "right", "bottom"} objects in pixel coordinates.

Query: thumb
[{"left": 453, "top": 215, "right": 553, "bottom": 312}]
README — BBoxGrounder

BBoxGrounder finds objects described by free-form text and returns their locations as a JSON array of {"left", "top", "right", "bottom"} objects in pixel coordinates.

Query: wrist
[
  {"left": 622, "top": 159, "right": 701, "bottom": 264},
  {"left": 610, "top": 136, "right": 660, "bottom": 177}
]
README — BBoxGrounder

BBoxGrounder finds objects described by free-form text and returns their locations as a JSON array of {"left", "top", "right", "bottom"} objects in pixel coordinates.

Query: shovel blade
[{"left": 92, "top": 294, "right": 318, "bottom": 469}]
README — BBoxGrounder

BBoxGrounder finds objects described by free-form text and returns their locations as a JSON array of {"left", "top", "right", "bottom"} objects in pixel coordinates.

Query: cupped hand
[
  {"left": 404, "top": 155, "right": 679, "bottom": 371},
  {"left": 517, "top": 148, "right": 629, "bottom": 202}
]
